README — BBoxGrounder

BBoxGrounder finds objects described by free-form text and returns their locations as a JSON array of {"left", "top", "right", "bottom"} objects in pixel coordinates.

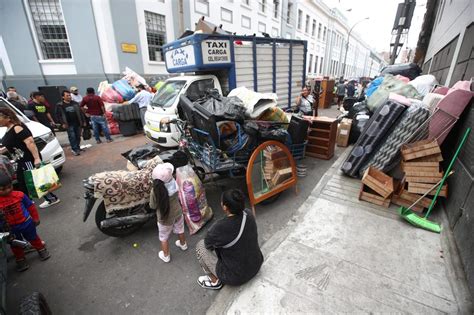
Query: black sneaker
[
  {"left": 106, "top": 138, "right": 113, "bottom": 143},
  {"left": 16, "top": 259, "right": 30, "bottom": 272},
  {"left": 96, "top": 140, "right": 102, "bottom": 144},
  {"left": 38, "top": 248, "right": 51, "bottom": 261},
  {"left": 72, "top": 150, "right": 80, "bottom": 156}
]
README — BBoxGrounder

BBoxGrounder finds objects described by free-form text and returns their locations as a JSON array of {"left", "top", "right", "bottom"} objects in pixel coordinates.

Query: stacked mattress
[
  {"left": 358, "top": 103, "right": 430, "bottom": 177},
  {"left": 341, "top": 99, "right": 406, "bottom": 177}
]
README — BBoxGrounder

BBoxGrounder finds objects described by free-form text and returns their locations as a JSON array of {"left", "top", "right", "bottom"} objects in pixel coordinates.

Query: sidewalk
[{"left": 207, "top": 150, "right": 473, "bottom": 314}]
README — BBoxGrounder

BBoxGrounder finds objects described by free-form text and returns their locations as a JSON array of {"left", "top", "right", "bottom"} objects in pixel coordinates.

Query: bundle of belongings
[
  {"left": 340, "top": 69, "right": 472, "bottom": 209},
  {"left": 178, "top": 87, "right": 302, "bottom": 170}
]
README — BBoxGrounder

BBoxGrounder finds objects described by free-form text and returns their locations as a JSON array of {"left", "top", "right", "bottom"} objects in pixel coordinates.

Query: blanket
[{"left": 92, "top": 156, "right": 163, "bottom": 212}]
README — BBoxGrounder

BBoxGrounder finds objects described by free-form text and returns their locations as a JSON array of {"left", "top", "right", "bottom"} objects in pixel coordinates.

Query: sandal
[{"left": 197, "top": 275, "right": 222, "bottom": 290}]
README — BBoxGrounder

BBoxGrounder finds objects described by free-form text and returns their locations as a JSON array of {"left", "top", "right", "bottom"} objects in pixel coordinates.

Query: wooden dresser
[{"left": 305, "top": 116, "right": 338, "bottom": 160}]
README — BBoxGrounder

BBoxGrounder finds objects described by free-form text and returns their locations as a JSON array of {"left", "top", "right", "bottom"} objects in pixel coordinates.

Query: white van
[
  {"left": 0, "top": 97, "right": 66, "bottom": 170},
  {"left": 144, "top": 75, "right": 221, "bottom": 147}
]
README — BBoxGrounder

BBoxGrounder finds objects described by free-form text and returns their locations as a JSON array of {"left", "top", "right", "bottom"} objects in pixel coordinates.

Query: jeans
[
  {"left": 67, "top": 125, "right": 81, "bottom": 152},
  {"left": 139, "top": 107, "right": 147, "bottom": 129},
  {"left": 10, "top": 219, "right": 44, "bottom": 260},
  {"left": 90, "top": 115, "right": 111, "bottom": 141}
]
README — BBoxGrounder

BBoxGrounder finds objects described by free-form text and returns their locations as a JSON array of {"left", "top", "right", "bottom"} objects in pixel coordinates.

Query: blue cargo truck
[{"left": 144, "top": 33, "right": 307, "bottom": 147}]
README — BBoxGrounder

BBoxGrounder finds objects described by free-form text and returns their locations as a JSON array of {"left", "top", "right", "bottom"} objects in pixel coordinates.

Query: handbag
[
  {"left": 82, "top": 127, "right": 92, "bottom": 140},
  {"left": 24, "top": 163, "right": 61, "bottom": 199}
]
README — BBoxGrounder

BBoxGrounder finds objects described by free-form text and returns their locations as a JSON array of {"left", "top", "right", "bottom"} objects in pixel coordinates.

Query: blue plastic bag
[
  {"left": 365, "top": 77, "right": 384, "bottom": 97},
  {"left": 112, "top": 79, "right": 135, "bottom": 101}
]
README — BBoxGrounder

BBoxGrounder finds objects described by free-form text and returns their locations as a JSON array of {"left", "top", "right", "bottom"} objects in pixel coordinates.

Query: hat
[
  {"left": 70, "top": 86, "right": 78, "bottom": 92},
  {"left": 152, "top": 163, "right": 174, "bottom": 182}
]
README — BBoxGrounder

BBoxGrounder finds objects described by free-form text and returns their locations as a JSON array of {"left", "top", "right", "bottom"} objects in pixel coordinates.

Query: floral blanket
[{"left": 91, "top": 156, "right": 162, "bottom": 212}]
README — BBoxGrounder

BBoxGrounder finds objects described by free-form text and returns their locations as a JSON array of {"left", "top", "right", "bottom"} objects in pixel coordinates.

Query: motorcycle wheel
[
  {"left": 19, "top": 292, "right": 52, "bottom": 315},
  {"left": 95, "top": 202, "right": 146, "bottom": 237}
]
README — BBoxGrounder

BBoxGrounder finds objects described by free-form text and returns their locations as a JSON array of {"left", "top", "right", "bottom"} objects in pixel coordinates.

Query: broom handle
[{"left": 425, "top": 128, "right": 471, "bottom": 218}]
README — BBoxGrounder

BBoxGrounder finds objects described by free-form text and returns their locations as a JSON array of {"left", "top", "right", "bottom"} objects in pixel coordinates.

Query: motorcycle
[{"left": 82, "top": 148, "right": 190, "bottom": 237}]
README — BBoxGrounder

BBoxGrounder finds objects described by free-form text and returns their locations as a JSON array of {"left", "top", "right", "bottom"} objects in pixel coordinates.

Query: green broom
[{"left": 398, "top": 127, "right": 471, "bottom": 233}]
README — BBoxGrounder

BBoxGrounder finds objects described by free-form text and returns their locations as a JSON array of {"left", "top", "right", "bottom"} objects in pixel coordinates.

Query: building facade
[{"left": 0, "top": 0, "right": 383, "bottom": 97}]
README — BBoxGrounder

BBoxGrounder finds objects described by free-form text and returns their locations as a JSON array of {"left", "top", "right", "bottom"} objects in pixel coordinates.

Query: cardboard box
[{"left": 336, "top": 118, "right": 352, "bottom": 147}]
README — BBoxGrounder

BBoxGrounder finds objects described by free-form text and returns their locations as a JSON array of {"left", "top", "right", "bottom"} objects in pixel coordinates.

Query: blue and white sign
[
  {"left": 201, "top": 40, "right": 231, "bottom": 64},
  {"left": 165, "top": 45, "right": 196, "bottom": 70}
]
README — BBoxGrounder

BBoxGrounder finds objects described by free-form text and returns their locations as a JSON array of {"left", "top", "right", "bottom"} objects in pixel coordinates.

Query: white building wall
[
  {"left": 134, "top": 0, "right": 175, "bottom": 75},
  {"left": 188, "top": 0, "right": 283, "bottom": 38}
]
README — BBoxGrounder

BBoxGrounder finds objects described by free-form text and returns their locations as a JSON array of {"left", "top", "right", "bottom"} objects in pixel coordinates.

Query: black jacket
[{"left": 205, "top": 209, "right": 263, "bottom": 285}]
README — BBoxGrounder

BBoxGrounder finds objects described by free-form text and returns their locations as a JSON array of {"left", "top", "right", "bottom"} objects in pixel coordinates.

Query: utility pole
[{"left": 389, "top": 0, "right": 416, "bottom": 64}]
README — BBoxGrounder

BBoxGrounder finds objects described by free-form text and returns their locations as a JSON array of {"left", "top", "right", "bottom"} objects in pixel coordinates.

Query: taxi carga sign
[
  {"left": 165, "top": 45, "right": 196, "bottom": 69},
  {"left": 202, "top": 40, "right": 231, "bottom": 64}
]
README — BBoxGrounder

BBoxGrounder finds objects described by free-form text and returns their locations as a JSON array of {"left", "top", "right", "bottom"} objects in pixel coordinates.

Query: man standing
[
  {"left": 7, "top": 87, "right": 28, "bottom": 106},
  {"left": 28, "top": 92, "right": 57, "bottom": 134},
  {"left": 346, "top": 81, "right": 356, "bottom": 98},
  {"left": 80, "top": 88, "right": 113, "bottom": 144},
  {"left": 6, "top": 91, "right": 25, "bottom": 113},
  {"left": 123, "top": 84, "right": 153, "bottom": 128},
  {"left": 57, "top": 90, "right": 85, "bottom": 156},
  {"left": 335, "top": 79, "right": 346, "bottom": 110},
  {"left": 70, "top": 86, "right": 83, "bottom": 103}
]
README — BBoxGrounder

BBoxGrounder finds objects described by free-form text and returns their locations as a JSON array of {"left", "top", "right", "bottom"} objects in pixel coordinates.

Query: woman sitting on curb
[{"left": 196, "top": 189, "right": 263, "bottom": 290}]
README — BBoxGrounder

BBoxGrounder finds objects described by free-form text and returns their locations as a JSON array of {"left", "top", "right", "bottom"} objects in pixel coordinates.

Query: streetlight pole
[{"left": 342, "top": 17, "right": 369, "bottom": 78}]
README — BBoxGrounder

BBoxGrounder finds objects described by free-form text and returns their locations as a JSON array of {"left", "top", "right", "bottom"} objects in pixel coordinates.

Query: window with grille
[
  {"left": 145, "top": 11, "right": 167, "bottom": 62},
  {"left": 273, "top": 0, "right": 279, "bottom": 19},
  {"left": 28, "top": 0, "right": 72, "bottom": 59}
]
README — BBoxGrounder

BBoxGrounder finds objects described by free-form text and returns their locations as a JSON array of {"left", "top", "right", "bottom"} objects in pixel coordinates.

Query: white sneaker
[
  {"left": 159, "top": 251, "right": 170, "bottom": 263},
  {"left": 175, "top": 240, "right": 188, "bottom": 251},
  {"left": 39, "top": 198, "right": 61, "bottom": 209}
]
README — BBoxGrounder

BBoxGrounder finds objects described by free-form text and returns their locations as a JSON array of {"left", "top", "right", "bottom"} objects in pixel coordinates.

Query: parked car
[{"left": 0, "top": 97, "right": 65, "bottom": 171}]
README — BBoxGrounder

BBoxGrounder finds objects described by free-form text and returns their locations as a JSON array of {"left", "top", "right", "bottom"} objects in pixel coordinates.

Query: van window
[
  {"left": 186, "top": 79, "right": 215, "bottom": 102},
  {"left": 0, "top": 98, "right": 28, "bottom": 123},
  {"left": 150, "top": 81, "right": 186, "bottom": 108}
]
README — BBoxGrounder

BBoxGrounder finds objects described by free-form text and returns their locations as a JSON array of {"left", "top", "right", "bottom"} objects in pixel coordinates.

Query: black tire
[
  {"left": 19, "top": 292, "right": 52, "bottom": 315},
  {"left": 94, "top": 202, "right": 145, "bottom": 237},
  {"left": 259, "top": 192, "right": 282, "bottom": 205}
]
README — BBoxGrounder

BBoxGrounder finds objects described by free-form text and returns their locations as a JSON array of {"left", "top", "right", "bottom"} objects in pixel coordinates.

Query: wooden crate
[
  {"left": 405, "top": 176, "right": 444, "bottom": 184},
  {"left": 361, "top": 166, "right": 394, "bottom": 199},
  {"left": 410, "top": 154, "right": 443, "bottom": 162},
  {"left": 359, "top": 183, "right": 391, "bottom": 208},
  {"left": 401, "top": 139, "right": 441, "bottom": 161},
  {"left": 391, "top": 196, "right": 424, "bottom": 213},
  {"left": 407, "top": 182, "right": 448, "bottom": 197}
]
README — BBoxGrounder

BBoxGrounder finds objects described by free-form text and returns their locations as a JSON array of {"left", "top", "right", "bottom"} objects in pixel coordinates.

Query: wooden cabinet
[
  {"left": 318, "top": 79, "right": 335, "bottom": 109},
  {"left": 305, "top": 116, "right": 337, "bottom": 160}
]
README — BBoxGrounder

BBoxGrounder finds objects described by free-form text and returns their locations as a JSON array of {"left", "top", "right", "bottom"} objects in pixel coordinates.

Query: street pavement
[
  {"left": 6, "top": 108, "right": 345, "bottom": 313},
  {"left": 207, "top": 148, "right": 473, "bottom": 314}
]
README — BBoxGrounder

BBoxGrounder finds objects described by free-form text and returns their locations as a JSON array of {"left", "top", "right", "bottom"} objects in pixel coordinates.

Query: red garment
[
  {"left": 80, "top": 94, "right": 105, "bottom": 116},
  {"left": 0, "top": 191, "right": 39, "bottom": 226}
]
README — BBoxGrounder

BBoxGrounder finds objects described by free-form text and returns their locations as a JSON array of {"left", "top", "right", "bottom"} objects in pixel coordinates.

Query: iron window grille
[
  {"left": 28, "top": 0, "right": 72, "bottom": 59},
  {"left": 145, "top": 11, "right": 167, "bottom": 62}
]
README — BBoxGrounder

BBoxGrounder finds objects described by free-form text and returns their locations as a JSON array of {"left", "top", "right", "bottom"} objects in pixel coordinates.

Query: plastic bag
[
  {"left": 0, "top": 155, "right": 15, "bottom": 180},
  {"left": 112, "top": 79, "right": 135, "bottom": 101},
  {"left": 122, "top": 144, "right": 161, "bottom": 167},
  {"left": 101, "top": 87, "right": 124, "bottom": 103},
  {"left": 176, "top": 165, "right": 213, "bottom": 235},
  {"left": 258, "top": 107, "right": 289, "bottom": 123},
  {"left": 367, "top": 75, "right": 421, "bottom": 112},
  {"left": 259, "top": 127, "right": 290, "bottom": 143},
  {"left": 379, "top": 63, "right": 422, "bottom": 80},
  {"left": 24, "top": 164, "right": 61, "bottom": 199},
  {"left": 197, "top": 91, "right": 246, "bottom": 122},
  {"left": 366, "top": 77, "right": 384, "bottom": 97},
  {"left": 82, "top": 127, "right": 92, "bottom": 140},
  {"left": 105, "top": 111, "right": 120, "bottom": 135},
  {"left": 409, "top": 74, "right": 438, "bottom": 97}
]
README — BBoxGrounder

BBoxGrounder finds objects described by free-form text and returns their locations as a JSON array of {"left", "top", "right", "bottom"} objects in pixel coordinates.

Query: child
[
  {"left": 0, "top": 172, "right": 50, "bottom": 271},
  {"left": 150, "top": 163, "right": 187, "bottom": 263}
]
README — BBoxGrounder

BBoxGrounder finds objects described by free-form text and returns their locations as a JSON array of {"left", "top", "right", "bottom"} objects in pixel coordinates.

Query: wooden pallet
[
  {"left": 407, "top": 182, "right": 448, "bottom": 197},
  {"left": 401, "top": 139, "right": 441, "bottom": 161}
]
